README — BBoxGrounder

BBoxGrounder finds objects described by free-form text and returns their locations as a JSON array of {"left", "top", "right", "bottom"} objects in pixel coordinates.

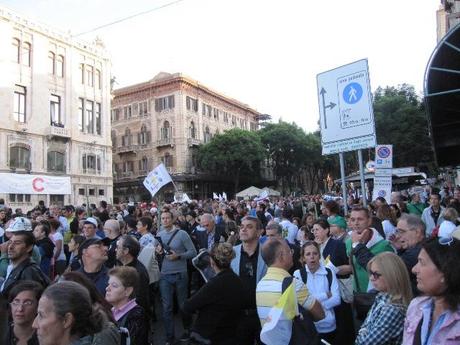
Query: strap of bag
[
  {"left": 300, "top": 266, "right": 332, "bottom": 290},
  {"left": 412, "top": 317, "right": 423, "bottom": 345},
  {"left": 349, "top": 249, "right": 362, "bottom": 292},
  {"left": 166, "top": 229, "right": 180, "bottom": 247},
  {"left": 282, "top": 276, "right": 294, "bottom": 293}
]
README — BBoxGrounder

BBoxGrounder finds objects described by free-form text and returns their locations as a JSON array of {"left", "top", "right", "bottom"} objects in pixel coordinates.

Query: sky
[{"left": 1, "top": 0, "right": 441, "bottom": 133}]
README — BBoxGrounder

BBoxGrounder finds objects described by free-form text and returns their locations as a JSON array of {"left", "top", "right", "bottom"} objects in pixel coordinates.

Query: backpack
[
  {"left": 281, "top": 277, "right": 321, "bottom": 345},
  {"left": 298, "top": 266, "right": 333, "bottom": 291}
]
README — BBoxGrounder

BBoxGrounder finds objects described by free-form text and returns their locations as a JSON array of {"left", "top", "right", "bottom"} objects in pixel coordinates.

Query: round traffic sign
[
  {"left": 343, "top": 82, "right": 363, "bottom": 104},
  {"left": 377, "top": 146, "right": 391, "bottom": 159}
]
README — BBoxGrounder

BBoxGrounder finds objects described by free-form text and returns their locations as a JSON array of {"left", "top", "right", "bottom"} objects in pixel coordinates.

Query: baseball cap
[
  {"left": 328, "top": 215, "right": 347, "bottom": 230},
  {"left": 6, "top": 217, "right": 33, "bottom": 232},
  {"left": 78, "top": 238, "right": 103, "bottom": 257},
  {"left": 84, "top": 217, "right": 98, "bottom": 228}
]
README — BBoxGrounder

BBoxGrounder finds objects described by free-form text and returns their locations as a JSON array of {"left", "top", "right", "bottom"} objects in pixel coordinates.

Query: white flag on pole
[
  {"left": 213, "top": 192, "right": 219, "bottom": 200},
  {"left": 143, "top": 163, "right": 172, "bottom": 197},
  {"left": 222, "top": 192, "right": 228, "bottom": 201}
]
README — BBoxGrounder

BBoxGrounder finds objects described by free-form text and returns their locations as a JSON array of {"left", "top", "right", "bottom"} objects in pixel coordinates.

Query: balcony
[
  {"left": 187, "top": 138, "right": 201, "bottom": 147},
  {"left": 116, "top": 145, "right": 138, "bottom": 154},
  {"left": 48, "top": 124, "right": 71, "bottom": 139},
  {"left": 156, "top": 138, "right": 175, "bottom": 148}
]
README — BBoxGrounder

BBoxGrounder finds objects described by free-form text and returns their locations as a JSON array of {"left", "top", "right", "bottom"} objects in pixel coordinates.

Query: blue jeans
[{"left": 159, "top": 271, "right": 190, "bottom": 340}]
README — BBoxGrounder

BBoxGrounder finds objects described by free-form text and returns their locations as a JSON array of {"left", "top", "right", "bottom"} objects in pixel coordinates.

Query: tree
[
  {"left": 373, "top": 84, "right": 435, "bottom": 172},
  {"left": 196, "top": 128, "right": 265, "bottom": 193}
]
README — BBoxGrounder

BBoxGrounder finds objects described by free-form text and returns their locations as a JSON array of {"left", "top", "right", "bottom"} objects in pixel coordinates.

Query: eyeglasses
[
  {"left": 368, "top": 269, "right": 382, "bottom": 279},
  {"left": 10, "top": 300, "right": 35, "bottom": 308}
]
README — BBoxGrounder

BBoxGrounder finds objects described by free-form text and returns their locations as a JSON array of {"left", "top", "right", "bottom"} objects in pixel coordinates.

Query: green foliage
[
  {"left": 373, "top": 84, "right": 435, "bottom": 171},
  {"left": 196, "top": 128, "right": 265, "bottom": 192}
]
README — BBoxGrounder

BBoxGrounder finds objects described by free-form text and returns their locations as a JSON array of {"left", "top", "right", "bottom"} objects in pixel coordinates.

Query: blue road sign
[{"left": 343, "top": 82, "right": 363, "bottom": 104}]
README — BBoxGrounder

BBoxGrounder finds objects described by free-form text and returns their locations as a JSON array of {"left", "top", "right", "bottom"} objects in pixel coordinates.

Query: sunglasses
[{"left": 368, "top": 269, "right": 382, "bottom": 279}]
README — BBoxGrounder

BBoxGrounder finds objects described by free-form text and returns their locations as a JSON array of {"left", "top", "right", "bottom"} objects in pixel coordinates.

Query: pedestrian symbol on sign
[{"left": 343, "top": 82, "right": 363, "bottom": 104}]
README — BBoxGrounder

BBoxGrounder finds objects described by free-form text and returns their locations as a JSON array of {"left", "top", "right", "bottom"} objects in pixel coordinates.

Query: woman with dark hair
[
  {"left": 67, "top": 235, "right": 86, "bottom": 272},
  {"left": 105, "top": 266, "right": 149, "bottom": 345},
  {"left": 60, "top": 271, "right": 120, "bottom": 345},
  {"left": 183, "top": 243, "right": 246, "bottom": 345},
  {"left": 48, "top": 218, "right": 66, "bottom": 278},
  {"left": 402, "top": 237, "right": 460, "bottom": 344},
  {"left": 6, "top": 280, "right": 43, "bottom": 345},
  {"left": 32, "top": 281, "right": 104, "bottom": 345},
  {"left": 376, "top": 204, "right": 397, "bottom": 240}
]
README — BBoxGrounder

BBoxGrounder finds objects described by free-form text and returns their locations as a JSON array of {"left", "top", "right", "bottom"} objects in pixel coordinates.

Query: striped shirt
[{"left": 256, "top": 267, "right": 316, "bottom": 327}]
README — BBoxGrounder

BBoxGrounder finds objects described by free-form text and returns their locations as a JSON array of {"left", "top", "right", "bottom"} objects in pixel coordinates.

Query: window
[
  {"left": 122, "top": 128, "right": 131, "bottom": 146},
  {"left": 204, "top": 126, "right": 211, "bottom": 143},
  {"left": 50, "top": 94, "right": 62, "bottom": 125},
  {"left": 232, "top": 115, "right": 236, "bottom": 126},
  {"left": 111, "top": 130, "right": 117, "bottom": 148},
  {"left": 95, "top": 102, "right": 101, "bottom": 135},
  {"left": 56, "top": 55, "right": 64, "bottom": 77},
  {"left": 85, "top": 65, "right": 94, "bottom": 87},
  {"left": 78, "top": 98, "right": 84, "bottom": 131},
  {"left": 99, "top": 189, "right": 105, "bottom": 196},
  {"left": 10, "top": 146, "right": 30, "bottom": 169},
  {"left": 123, "top": 106, "right": 132, "bottom": 119},
  {"left": 95, "top": 69, "right": 101, "bottom": 89},
  {"left": 12, "top": 38, "right": 20, "bottom": 63},
  {"left": 160, "top": 121, "right": 170, "bottom": 140},
  {"left": 123, "top": 161, "right": 134, "bottom": 172},
  {"left": 22, "top": 42, "right": 31, "bottom": 67},
  {"left": 85, "top": 100, "right": 94, "bottom": 134},
  {"left": 111, "top": 108, "right": 120, "bottom": 122},
  {"left": 155, "top": 95, "right": 175, "bottom": 111},
  {"left": 9, "top": 194, "right": 31, "bottom": 203},
  {"left": 223, "top": 112, "right": 229, "bottom": 123},
  {"left": 162, "top": 153, "right": 173, "bottom": 168},
  {"left": 78, "top": 188, "right": 85, "bottom": 196},
  {"left": 88, "top": 189, "right": 95, "bottom": 196},
  {"left": 186, "top": 96, "right": 198, "bottom": 112},
  {"left": 250, "top": 122, "right": 258, "bottom": 131},
  {"left": 82, "top": 154, "right": 101, "bottom": 174},
  {"left": 12, "top": 39, "right": 31, "bottom": 66},
  {"left": 213, "top": 108, "right": 219, "bottom": 120},
  {"left": 189, "top": 121, "right": 196, "bottom": 139},
  {"left": 139, "top": 156, "right": 148, "bottom": 172},
  {"left": 14, "top": 85, "right": 26, "bottom": 123},
  {"left": 202, "top": 103, "right": 212, "bottom": 117},
  {"left": 139, "top": 101, "right": 148, "bottom": 115},
  {"left": 79, "top": 63, "right": 84, "bottom": 84},
  {"left": 48, "top": 52, "right": 55, "bottom": 74},
  {"left": 47, "top": 151, "right": 65, "bottom": 172},
  {"left": 139, "top": 125, "right": 150, "bottom": 145}
]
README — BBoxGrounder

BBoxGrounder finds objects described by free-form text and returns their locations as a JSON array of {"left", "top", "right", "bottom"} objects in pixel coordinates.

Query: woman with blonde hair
[
  {"left": 356, "top": 252, "right": 412, "bottom": 345},
  {"left": 438, "top": 207, "right": 458, "bottom": 238}
]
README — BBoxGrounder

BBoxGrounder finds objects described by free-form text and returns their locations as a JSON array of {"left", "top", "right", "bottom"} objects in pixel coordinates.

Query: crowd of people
[{"left": 0, "top": 185, "right": 458, "bottom": 345}]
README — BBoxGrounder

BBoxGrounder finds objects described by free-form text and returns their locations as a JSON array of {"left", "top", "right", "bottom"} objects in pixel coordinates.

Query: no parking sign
[{"left": 375, "top": 145, "right": 393, "bottom": 169}]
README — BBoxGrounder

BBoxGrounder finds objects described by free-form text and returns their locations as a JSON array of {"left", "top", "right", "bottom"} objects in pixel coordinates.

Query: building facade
[
  {"left": 0, "top": 6, "right": 113, "bottom": 209},
  {"left": 111, "top": 72, "right": 260, "bottom": 202},
  {"left": 437, "top": 1, "right": 460, "bottom": 41}
]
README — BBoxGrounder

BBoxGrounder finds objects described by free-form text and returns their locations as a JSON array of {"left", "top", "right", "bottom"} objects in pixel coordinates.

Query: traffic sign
[
  {"left": 375, "top": 145, "right": 393, "bottom": 169},
  {"left": 317, "top": 59, "right": 376, "bottom": 155}
]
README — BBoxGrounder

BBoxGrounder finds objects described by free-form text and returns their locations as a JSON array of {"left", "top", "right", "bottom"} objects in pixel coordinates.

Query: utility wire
[{"left": 73, "top": 0, "right": 186, "bottom": 37}]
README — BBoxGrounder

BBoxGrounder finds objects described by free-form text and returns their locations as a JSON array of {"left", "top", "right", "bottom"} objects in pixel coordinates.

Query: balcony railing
[
  {"left": 156, "top": 138, "right": 175, "bottom": 148},
  {"left": 187, "top": 138, "right": 201, "bottom": 147},
  {"left": 48, "top": 124, "right": 71, "bottom": 139},
  {"left": 116, "top": 145, "right": 138, "bottom": 154}
]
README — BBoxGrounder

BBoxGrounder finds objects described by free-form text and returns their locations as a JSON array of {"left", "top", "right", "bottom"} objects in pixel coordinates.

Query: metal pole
[
  {"left": 357, "top": 149, "right": 367, "bottom": 207},
  {"left": 339, "top": 152, "right": 348, "bottom": 216}
]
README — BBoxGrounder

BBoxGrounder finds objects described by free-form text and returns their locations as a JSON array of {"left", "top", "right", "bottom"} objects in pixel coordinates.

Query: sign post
[
  {"left": 317, "top": 59, "right": 376, "bottom": 207},
  {"left": 372, "top": 145, "right": 393, "bottom": 203},
  {"left": 339, "top": 152, "right": 348, "bottom": 215}
]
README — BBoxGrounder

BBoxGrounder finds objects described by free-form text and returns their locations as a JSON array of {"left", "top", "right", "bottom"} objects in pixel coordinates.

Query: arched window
[
  {"left": 139, "top": 125, "right": 150, "bottom": 145},
  {"left": 204, "top": 126, "right": 211, "bottom": 143},
  {"left": 140, "top": 156, "right": 148, "bottom": 172},
  {"left": 9, "top": 145, "right": 30, "bottom": 169},
  {"left": 56, "top": 55, "right": 64, "bottom": 77},
  {"left": 12, "top": 38, "right": 20, "bottom": 63},
  {"left": 122, "top": 128, "right": 131, "bottom": 146},
  {"left": 189, "top": 121, "right": 196, "bottom": 139},
  {"left": 22, "top": 42, "right": 31, "bottom": 67},
  {"left": 163, "top": 153, "right": 173, "bottom": 168},
  {"left": 161, "top": 121, "right": 170, "bottom": 140},
  {"left": 48, "top": 51, "right": 55, "bottom": 74},
  {"left": 47, "top": 151, "right": 65, "bottom": 172}
]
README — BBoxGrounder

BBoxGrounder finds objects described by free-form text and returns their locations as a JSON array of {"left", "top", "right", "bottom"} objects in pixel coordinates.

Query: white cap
[
  {"left": 84, "top": 217, "right": 98, "bottom": 227},
  {"left": 6, "top": 217, "right": 32, "bottom": 232}
]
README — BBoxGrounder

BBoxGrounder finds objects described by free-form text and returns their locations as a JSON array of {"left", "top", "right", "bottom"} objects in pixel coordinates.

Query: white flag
[
  {"left": 222, "top": 192, "right": 228, "bottom": 201},
  {"left": 254, "top": 189, "right": 269, "bottom": 202},
  {"left": 143, "top": 163, "right": 172, "bottom": 197},
  {"left": 213, "top": 192, "right": 219, "bottom": 200}
]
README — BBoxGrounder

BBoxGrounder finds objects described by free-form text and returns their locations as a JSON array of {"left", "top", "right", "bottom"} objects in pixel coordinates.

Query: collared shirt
[
  {"left": 355, "top": 292, "right": 407, "bottom": 345},
  {"left": 112, "top": 298, "right": 138, "bottom": 321},
  {"left": 421, "top": 299, "right": 450, "bottom": 345},
  {"left": 207, "top": 230, "right": 215, "bottom": 250},
  {"left": 239, "top": 245, "right": 259, "bottom": 309}
]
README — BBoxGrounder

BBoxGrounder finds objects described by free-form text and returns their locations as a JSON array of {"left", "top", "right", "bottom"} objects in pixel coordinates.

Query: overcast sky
[{"left": 1, "top": 0, "right": 441, "bottom": 132}]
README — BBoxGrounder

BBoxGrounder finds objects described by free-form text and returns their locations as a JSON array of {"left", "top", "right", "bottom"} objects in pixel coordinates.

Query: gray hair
[
  {"left": 399, "top": 214, "right": 426, "bottom": 236},
  {"left": 266, "top": 222, "right": 282, "bottom": 235}
]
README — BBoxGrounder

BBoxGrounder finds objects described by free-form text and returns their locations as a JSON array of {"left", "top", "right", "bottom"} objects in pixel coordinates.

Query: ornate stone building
[
  {"left": 0, "top": 6, "right": 113, "bottom": 208},
  {"left": 111, "top": 72, "right": 261, "bottom": 202},
  {"left": 437, "top": 1, "right": 460, "bottom": 41}
]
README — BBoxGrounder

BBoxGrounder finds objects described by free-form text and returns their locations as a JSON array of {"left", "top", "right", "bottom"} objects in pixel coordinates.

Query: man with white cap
[
  {"left": 82, "top": 217, "right": 101, "bottom": 240},
  {"left": 0, "top": 217, "right": 50, "bottom": 297}
]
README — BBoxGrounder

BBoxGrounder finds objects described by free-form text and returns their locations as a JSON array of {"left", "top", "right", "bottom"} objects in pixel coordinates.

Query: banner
[
  {"left": 0, "top": 173, "right": 71, "bottom": 195},
  {"left": 143, "top": 163, "right": 173, "bottom": 197}
]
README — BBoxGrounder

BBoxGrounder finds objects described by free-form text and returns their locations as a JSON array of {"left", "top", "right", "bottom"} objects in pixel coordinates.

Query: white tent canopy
[
  {"left": 262, "top": 187, "right": 281, "bottom": 197},
  {"left": 236, "top": 186, "right": 262, "bottom": 198}
]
